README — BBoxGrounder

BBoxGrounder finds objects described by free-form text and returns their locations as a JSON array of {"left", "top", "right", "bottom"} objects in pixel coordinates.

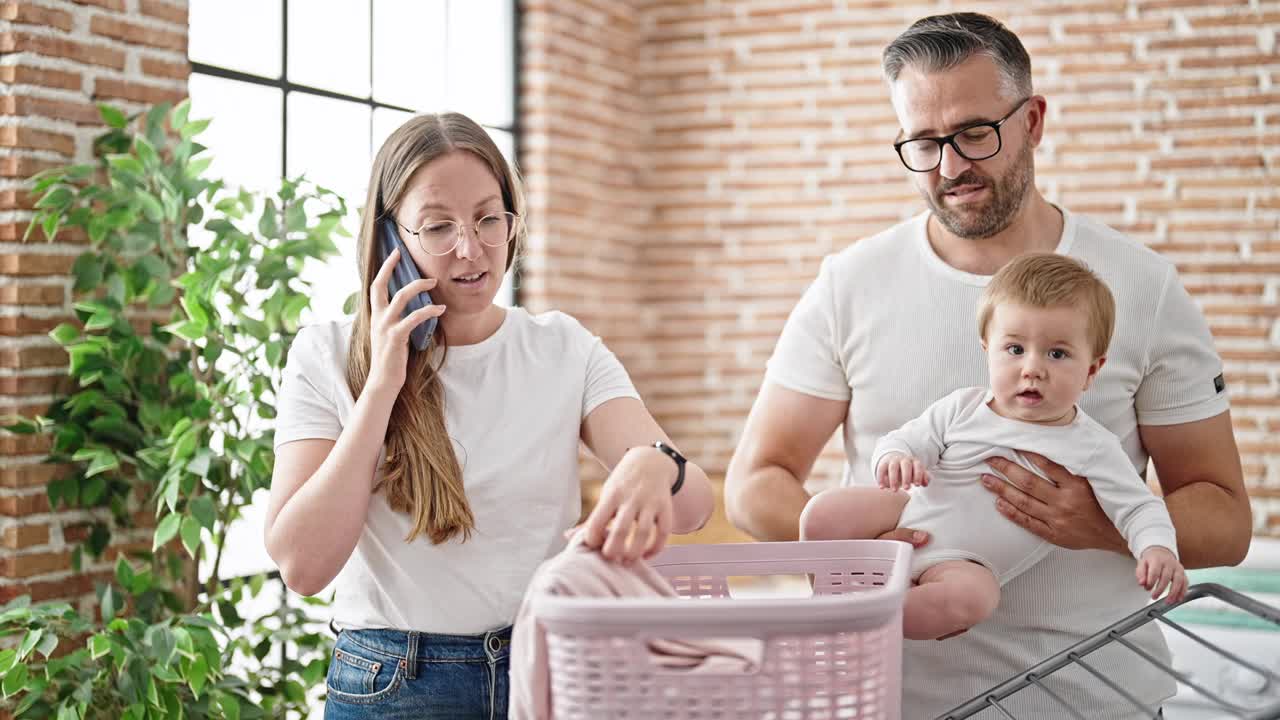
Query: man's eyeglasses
[
  {"left": 893, "top": 97, "right": 1031, "bottom": 173},
  {"left": 398, "top": 211, "right": 523, "bottom": 257}
]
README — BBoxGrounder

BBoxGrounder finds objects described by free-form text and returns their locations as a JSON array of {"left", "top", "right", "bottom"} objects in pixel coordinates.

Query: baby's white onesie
[{"left": 872, "top": 387, "right": 1178, "bottom": 584}]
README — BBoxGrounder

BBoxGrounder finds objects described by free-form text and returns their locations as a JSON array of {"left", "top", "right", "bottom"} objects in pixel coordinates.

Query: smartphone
[{"left": 378, "top": 217, "right": 436, "bottom": 351}]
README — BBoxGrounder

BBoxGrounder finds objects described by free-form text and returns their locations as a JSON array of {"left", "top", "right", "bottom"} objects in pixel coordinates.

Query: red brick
[
  {"left": 0, "top": 155, "right": 62, "bottom": 178},
  {"left": 73, "top": 0, "right": 124, "bottom": 9},
  {"left": 0, "top": 223, "right": 89, "bottom": 245},
  {"left": 0, "top": 464, "right": 68, "bottom": 489},
  {"left": 2, "top": 523, "right": 49, "bottom": 550},
  {"left": 1137, "top": 0, "right": 1247, "bottom": 9},
  {"left": 1149, "top": 155, "right": 1264, "bottom": 171},
  {"left": 1, "top": 550, "right": 73, "bottom": 578},
  {"left": 0, "top": 315, "right": 73, "bottom": 337},
  {"left": 0, "top": 401, "right": 54, "bottom": 418},
  {"left": 1038, "top": 0, "right": 1125, "bottom": 12},
  {"left": 93, "top": 77, "right": 186, "bottom": 106},
  {"left": 0, "top": 284, "right": 65, "bottom": 306},
  {"left": 0, "top": 189, "right": 39, "bottom": 210},
  {"left": 138, "top": 0, "right": 186, "bottom": 25},
  {"left": 0, "top": 94, "right": 103, "bottom": 125},
  {"left": 0, "top": 375, "right": 64, "bottom": 396},
  {"left": 61, "top": 522, "right": 91, "bottom": 544},
  {"left": 0, "top": 64, "right": 83, "bottom": 91},
  {"left": 1190, "top": 12, "right": 1280, "bottom": 30},
  {"left": 0, "top": 433, "right": 52, "bottom": 455},
  {"left": 1180, "top": 53, "right": 1279, "bottom": 71},
  {"left": 0, "top": 2, "right": 73, "bottom": 32},
  {"left": 103, "top": 540, "right": 152, "bottom": 562},
  {"left": 0, "top": 31, "right": 126, "bottom": 70},
  {"left": 0, "top": 126, "right": 75, "bottom": 156},
  {"left": 1148, "top": 35, "right": 1256, "bottom": 52},
  {"left": 0, "top": 344, "right": 68, "bottom": 367},
  {"left": 90, "top": 15, "right": 186, "bottom": 53},
  {"left": 0, "top": 493, "right": 51, "bottom": 517},
  {"left": 29, "top": 574, "right": 101, "bottom": 602},
  {"left": 1149, "top": 75, "right": 1258, "bottom": 92},
  {"left": 1061, "top": 18, "right": 1171, "bottom": 35},
  {"left": 0, "top": 574, "right": 102, "bottom": 604},
  {"left": 1179, "top": 93, "right": 1280, "bottom": 112},
  {"left": 140, "top": 56, "right": 190, "bottom": 81},
  {"left": 0, "top": 253, "right": 77, "bottom": 276}
]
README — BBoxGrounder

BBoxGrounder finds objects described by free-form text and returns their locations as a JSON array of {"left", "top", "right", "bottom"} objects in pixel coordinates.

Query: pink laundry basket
[{"left": 534, "top": 539, "right": 911, "bottom": 719}]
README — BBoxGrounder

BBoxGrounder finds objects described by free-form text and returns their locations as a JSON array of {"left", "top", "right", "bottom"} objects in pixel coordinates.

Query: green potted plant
[{"left": 0, "top": 100, "right": 344, "bottom": 719}]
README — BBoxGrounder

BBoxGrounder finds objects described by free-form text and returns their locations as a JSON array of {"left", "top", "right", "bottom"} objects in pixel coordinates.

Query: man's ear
[
  {"left": 1082, "top": 355, "right": 1107, "bottom": 391},
  {"left": 1025, "top": 95, "right": 1048, "bottom": 148}
]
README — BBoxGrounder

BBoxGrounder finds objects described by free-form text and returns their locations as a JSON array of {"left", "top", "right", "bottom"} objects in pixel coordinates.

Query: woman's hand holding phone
[{"left": 367, "top": 248, "right": 446, "bottom": 394}]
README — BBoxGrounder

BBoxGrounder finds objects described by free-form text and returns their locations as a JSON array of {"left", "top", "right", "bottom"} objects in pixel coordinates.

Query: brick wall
[
  {"left": 520, "top": 0, "right": 1279, "bottom": 543},
  {"left": 0, "top": 0, "right": 188, "bottom": 608}
]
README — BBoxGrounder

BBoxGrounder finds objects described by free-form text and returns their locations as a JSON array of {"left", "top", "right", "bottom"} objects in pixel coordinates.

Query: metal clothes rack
[{"left": 939, "top": 584, "right": 1280, "bottom": 720}]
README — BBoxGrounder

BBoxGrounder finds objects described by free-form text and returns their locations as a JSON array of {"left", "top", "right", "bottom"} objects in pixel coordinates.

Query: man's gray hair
[{"left": 882, "top": 13, "right": 1032, "bottom": 100}]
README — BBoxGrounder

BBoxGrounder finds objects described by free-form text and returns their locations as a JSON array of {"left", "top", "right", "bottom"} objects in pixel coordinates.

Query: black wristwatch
[{"left": 651, "top": 441, "right": 686, "bottom": 495}]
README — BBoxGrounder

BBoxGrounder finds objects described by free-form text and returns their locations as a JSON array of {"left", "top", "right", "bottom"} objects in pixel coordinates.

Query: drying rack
[{"left": 938, "top": 583, "right": 1280, "bottom": 719}]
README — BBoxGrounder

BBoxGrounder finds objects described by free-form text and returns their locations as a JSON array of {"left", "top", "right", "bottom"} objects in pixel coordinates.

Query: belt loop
[{"left": 405, "top": 631, "right": 419, "bottom": 680}]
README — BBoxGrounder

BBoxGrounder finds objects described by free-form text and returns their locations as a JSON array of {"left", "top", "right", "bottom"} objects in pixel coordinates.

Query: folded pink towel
[{"left": 509, "top": 534, "right": 759, "bottom": 719}]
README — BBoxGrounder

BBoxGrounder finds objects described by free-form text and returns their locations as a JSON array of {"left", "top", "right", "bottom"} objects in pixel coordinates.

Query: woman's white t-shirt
[{"left": 273, "top": 307, "right": 640, "bottom": 634}]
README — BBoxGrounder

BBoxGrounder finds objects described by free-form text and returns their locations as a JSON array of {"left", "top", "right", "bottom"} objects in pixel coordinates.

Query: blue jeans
[{"left": 324, "top": 625, "right": 512, "bottom": 720}]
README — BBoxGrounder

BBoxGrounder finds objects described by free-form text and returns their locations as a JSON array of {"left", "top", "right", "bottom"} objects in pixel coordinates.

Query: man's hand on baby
[
  {"left": 877, "top": 453, "right": 929, "bottom": 491},
  {"left": 1136, "top": 546, "right": 1187, "bottom": 603}
]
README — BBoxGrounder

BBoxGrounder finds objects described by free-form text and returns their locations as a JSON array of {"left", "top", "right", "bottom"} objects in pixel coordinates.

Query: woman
[{"left": 264, "top": 112, "right": 714, "bottom": 719}]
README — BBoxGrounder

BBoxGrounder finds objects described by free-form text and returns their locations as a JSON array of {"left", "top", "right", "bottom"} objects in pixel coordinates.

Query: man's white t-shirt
[
  {"left": 274, "top": 307, "right": 640, "bottom": 634},
  {"left": 767, "top": 208, "right": 1229, "bottom": 718}
]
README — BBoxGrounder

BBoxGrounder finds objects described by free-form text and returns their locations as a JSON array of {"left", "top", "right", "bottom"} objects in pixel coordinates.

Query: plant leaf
[
  {"left": 187, "top": 654, "right": 207, "bottom": 697},
  {"left": 179, "top": 516, "right": 201, "bottom": 558},
  {"left": 189, "top": 494, "right": 215, "bottom": 530},
  {"left": 98, "top": 104, "right": 127, "bottom": 129},
  {"left": 99, "top": 584, "right": 116, "bottom": 624},
  {"left": 179, "top": 118, "right": 210, "bottom": 140},
  {"left": 89, "top": 634, "right": 110, "bottom": 660},
  {"left": 35, "top": 631, "right": 58, "bottom": 659},
  {"left": 17, "top": 629, "right": 42, "bottom": 661},
  {"left": 49, "top": 323, "right": 80, "bottom": 345},
  {"left": 85, "top": 450, "right": 119, "bottom": 478},
  {"left": 153, "top": 513, "right": 180, "bottom": 551},
  {"left": 115, "top": 556, "right": 135, "bottom": 590},
  {"left": 2, "top": 662, "right": 28, "bottom": 698}
]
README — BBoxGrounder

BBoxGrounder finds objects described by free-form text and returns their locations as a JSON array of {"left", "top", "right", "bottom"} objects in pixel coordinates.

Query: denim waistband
[{"left": 334, "top": 624, "right": 513, "bottom": 673}]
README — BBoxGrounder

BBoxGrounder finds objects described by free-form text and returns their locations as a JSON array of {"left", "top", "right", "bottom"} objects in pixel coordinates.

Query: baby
[{"left": 800, "top": 252, "right": 1186, "bottom": 640}]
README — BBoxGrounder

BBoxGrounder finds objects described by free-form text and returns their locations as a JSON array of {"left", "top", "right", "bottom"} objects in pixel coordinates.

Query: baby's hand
[
  {"left": 1136, "top": 546, "right": 1187, "bottom": 603},
  {"left": 876, "top": 453, "right": 929, "bottom": 491}
]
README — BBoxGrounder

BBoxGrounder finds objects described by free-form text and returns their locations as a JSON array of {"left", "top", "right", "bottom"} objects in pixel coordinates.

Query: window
[{"left": 187, "top": 0, "right": 518, "bottom": 584}]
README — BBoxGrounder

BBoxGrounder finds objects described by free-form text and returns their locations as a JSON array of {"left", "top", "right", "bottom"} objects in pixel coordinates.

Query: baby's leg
[
  {"left": 903, "top": 560, "right": 1000, "bottom": 640},
  {"left": 800, "top": 488, "right": 909, "bottom": 541}
]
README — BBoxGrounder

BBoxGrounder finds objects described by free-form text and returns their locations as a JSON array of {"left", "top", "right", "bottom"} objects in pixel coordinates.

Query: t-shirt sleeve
[
  {"left": 580, "top": 328, "right": 641, "bottom": 420},
  {"left": 273, "top": 326, "right": 343, "bottom": 449},
  {"left": 1135, "top": 266, "right": 1230, "bottom": 426},
  {"left": 764, "top": 255, "right": 850, "bottom": 401}
]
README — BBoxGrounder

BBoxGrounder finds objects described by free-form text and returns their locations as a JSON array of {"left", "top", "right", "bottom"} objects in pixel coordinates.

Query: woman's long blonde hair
[{"left": 346, "top": 113, "right": 526, "bottom": 544}]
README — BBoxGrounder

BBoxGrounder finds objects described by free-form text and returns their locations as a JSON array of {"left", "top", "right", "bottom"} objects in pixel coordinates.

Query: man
[{"left": 725, "top": 12, "right": 1252, "bottom": 719}]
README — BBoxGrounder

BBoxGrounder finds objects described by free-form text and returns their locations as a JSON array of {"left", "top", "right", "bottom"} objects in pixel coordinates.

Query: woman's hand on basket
[
  {"left": 366, "top": 248, "right": 446, "bottom": 394},
  {"left": 582, "top": 447, "right": 676, "bottom": 564}
]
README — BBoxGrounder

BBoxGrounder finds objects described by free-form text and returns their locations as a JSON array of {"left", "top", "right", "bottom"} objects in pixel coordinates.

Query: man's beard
[{"left": 925, "top": 141, "right": 1034, "bottom": 240}]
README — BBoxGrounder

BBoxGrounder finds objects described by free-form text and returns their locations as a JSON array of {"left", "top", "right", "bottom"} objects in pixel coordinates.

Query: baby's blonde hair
[{"left": 977, "top": 252, "right": 1116, "bottom": 357}]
